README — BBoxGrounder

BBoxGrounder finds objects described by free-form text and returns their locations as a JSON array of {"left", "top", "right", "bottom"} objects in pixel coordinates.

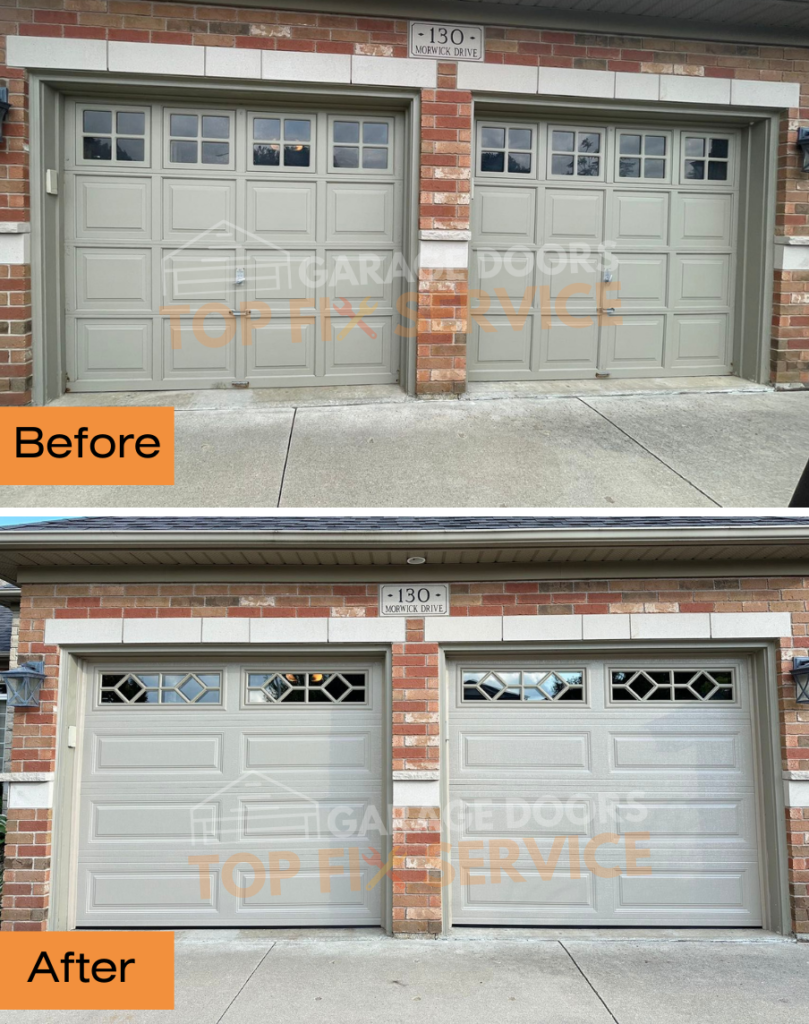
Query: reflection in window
[
  {"left": 550, "top": 128, "right": 601, "bottom": 177},
  {"left": 618, "top": 133, "right": 667, "bottom": 179},
  {"left": 169, "top": 112, "right": 231, "bottom": 165},
  {"left": 332, "top": 120, "right": 390, "bottom": 170},
  {"left": 81, "top": 107, "right": 147, "bottom": 163},
  {"left": 683, "top": 136, "right": 729, "bottom": 181},
  {"left": 462, "top": 669, "right": 585, "bottom": 702},
  {"left": 611, "top": 669, "right": 735, "bottom": 702},
  {"left": 246, "top": 671, "right": 367, "bottom": 704},
  {"left": 252, "top": 116, "right": 311, "bottom": 168},
  {"left": 100, "top": 672, "right": 222, "bottom": 705},
  {"left": 479, "top": 124, "right": 533, "bottom": 174}
]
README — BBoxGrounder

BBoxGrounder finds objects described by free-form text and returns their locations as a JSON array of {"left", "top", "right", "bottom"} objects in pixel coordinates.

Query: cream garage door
[
  {"left": 76, "top": 660, "right": 385, "bottom": 927},
  {"left": 469, "top": 119, "right": 738, "bottom": 379},
  {"left": 64, "top": 101, "right": 405, "bottom": 391},
  {"left": 448, "top": 656, "right": 763, "bottom": 926}
]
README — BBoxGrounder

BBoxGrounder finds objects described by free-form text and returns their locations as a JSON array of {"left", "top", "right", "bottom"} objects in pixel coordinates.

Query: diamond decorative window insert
[
  {"left": 611, "top": 669, "right": 735, "bottom": 703},
  {"left": 81, "top": 107, "right": 147, "bottom": 163},
  {"left": 247, "top": 671, "right": 367, "bottom": 705},
  {"left": 100, "top": 671, "right": 222, "bottom": 705},
  {"left": 462, "top": 669, "right": 585, "bottom": 702},
  {"left": 479, "top": 125, "right": 533, "bottom": 175}
]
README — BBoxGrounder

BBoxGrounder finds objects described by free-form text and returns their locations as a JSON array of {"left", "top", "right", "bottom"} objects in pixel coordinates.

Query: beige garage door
[
  {"left": 76, "top": 659, "right": 385, "bottom": 927},
  {"left": 448, "top": 655, "right": 763, "bottom": 927},
  {"left": 469, "top": 119, "right": 738, "bottom": 379},
  {"left": 63, "top": 100, "right": 405, "bottom": 391}
]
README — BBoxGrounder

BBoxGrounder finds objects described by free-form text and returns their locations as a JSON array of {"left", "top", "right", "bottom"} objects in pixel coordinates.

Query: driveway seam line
[
  {"left": 578, "top": 398, "right": 723, "bottom": 507},
  {"left": 277, "top": 407, "right": 298, "bottom": 507},
  {"left": 559, "top": 941, "right": 621, "bottom": 1024},
  {"left": 216, "top": 941, "right": 276, "bottom": 1024}
]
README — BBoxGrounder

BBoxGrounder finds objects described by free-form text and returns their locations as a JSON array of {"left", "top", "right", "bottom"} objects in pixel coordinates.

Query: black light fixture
[
  {"left": 792, "top": 657, "right": 809, "bottom": 703},
  {"left": 798, "top": 127, "right": 809, "bottom": 172},
  {"left": 0, "top": 660, "right": 46, "bottom": 708},
  {"left": 0, "top": 88, "right": 10, "bottom": 142}
]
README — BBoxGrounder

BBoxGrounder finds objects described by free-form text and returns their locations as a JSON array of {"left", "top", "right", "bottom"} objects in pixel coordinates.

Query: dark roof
[{"left": 2, "top": 516, "right": 809, "bottom": 533}]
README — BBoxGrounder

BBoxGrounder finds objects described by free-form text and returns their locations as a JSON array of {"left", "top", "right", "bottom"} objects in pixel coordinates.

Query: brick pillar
[
  {"left": 416, "top": 62, "right": 471, "bottom": 396},
  {"left": 0, "top": 603, "right": 56, "bottom": 931},
  {"left": 0, "top": 63, "right": 31, "bottom": 406},
  {"left": 391, "top": 618, "right": 443, "bottom": 935}
]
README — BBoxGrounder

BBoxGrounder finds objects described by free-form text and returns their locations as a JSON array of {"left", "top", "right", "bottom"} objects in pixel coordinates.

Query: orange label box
[
  {"left": 0, "top": 408, "right": 174, "bottom": 485},
  {"left": 0, "top": 931, "right": 175, "bottom": 1010}
]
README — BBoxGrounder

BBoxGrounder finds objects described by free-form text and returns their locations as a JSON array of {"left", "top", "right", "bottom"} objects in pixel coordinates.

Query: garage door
[
  {"left": 469, "top": 119, "right": 738, "bottom": 379},
  {"left": 63, "top": 100, "right": 405, "bottom": 391},
  {"left": 76, "top": 659, "right": 385, "bottom": 926},
  {"left": 448, "top": 656, "right": 763, "bottom": 926}
]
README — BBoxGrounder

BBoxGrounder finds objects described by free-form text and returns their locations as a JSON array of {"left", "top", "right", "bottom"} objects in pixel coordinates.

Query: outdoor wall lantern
[
  {"left": 0, "top": 661, "right": 46, "bottom": 708},
  {"left": 798, "top": 127, "right": 809, "bottom": 172},
  {"left": 0, "top": 88, "right": 10, "bottom": 142},
  {"left": 792, "top": 657, "right": 809, "bottom": 703}
]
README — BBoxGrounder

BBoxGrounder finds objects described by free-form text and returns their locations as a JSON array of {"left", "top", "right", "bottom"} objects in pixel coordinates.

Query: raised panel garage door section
[
  {"left": 469, "top": 120, "right": 739, "bottom": 380},
  {"left": 63, "top": 102, "right": 405, "bottom": 391},
  {"left": 448, "top": 656, "right": 763, "bottom": 927},
  {"left": 75, "top": 661, "right": 385, "bottom": 927}
]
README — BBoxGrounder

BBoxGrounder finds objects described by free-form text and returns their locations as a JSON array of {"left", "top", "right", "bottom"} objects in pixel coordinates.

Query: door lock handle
[{"left": 602, "top": 307, "right": 618, "bottom": 316}]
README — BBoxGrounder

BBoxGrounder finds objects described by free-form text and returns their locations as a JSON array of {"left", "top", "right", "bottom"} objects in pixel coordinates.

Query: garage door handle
[{"left": 602, "top": 308, "right": 618, "bottom": 316}]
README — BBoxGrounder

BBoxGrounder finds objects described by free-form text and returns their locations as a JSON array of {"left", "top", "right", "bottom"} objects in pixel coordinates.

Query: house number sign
[
  {"left": 409, "top": 22, "right": 485, "bottom": 62},
  {"left": 379, "top": 583, "right": 450, "bottom": 616}
]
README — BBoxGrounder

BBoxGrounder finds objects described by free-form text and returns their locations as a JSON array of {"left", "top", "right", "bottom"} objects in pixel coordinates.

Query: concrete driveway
[
  {"left": 6, "top": 931, "right": 807, "bottom": 1024},
  {"left": 1, "top": 388, "right": 808, "bottom": 507}
]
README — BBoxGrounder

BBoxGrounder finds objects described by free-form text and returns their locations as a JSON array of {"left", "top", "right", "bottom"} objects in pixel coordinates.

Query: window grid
[
  {"left": 99, "top": 671, "right": 222, "bottom": 705},
  {"left": 479, "top": 125, "right": 533, "bottom": 175},
  {"left": 617, "top": 131, "right": 668, "bottom": 180},
  {"left": 251, "top": 115, "right": 313, "bottom": 169},
  {"left": 549, "top": 127, "right": 603, "bottom": 178},
  {"left": 168, "top": 112, "right": 232, "bottom": 166},
  {"left": 462, "top": 669, "right": 585, "bottom": 702},
  {"left": 81, "top": 107, "right": 147, "bottom": 163},
  {"left": 331, "top": 119, "right": 391, "bottom": 170},
  {"left": 247, "top": 671, "right": 368, "bottom": 705},
  {"left": 611, "top": 668, "right": 735, "bottom": 703},
  {"left": 682, "top": 135, "right": 730, "bottom": 182}
]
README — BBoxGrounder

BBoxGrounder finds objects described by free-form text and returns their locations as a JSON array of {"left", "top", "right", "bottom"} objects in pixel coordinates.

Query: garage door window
[
  {"left": 548, "top": 126, "right": 604, "bottom": 179},
  {"left": 617, "top": 131, "right": 670, "bottom": 181},
  {"left": 610, "top": 668, "right": 735, "bottom": 702},
  {"left": 80, "top": 106, "right": 148, "bottom": 164},
  {"left": 478, "top": 124, "right": 534, "bottom": 175},
  {"left": 251, "top": 114, "right": 313, "bottom": 169},
  {"left": 99, "top": 671, "right": 222, "bottom": 705},
  {"left": 246, "top": 670, "right": 368, "bottom": 704},
  {"left": 331, "top": 118, "right": 391, "bottom": 171},
  {"left": 167, "top": 111, "right": 233, "bottom": 166},
  {"left": 682, "top": 134, "right": 731, "bottom": 183},
  {"left": 462, "top": 669, "right": 585, "bottom": 702}
]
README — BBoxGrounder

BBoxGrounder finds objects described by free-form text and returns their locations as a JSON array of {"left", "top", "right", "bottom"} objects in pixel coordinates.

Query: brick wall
[
  {"left": 1, "top": 574, "right": 807, "bottom": 935},
  {"left": 2, "top": 5, "right": 809, "bottom": 399}
]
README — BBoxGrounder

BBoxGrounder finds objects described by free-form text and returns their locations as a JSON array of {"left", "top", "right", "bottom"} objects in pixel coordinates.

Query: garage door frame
[
  {"left": 468, "top": 94, "right": 778, "bottom": 385},
  {"left": 49, "top": 645, "right": 394, "bottom": 932},
  {"left": 28, "top": 71, "right": 422, "bottom": 404},
  {"left": 439, "top": 639, "right": 789, "bottom": 935}
]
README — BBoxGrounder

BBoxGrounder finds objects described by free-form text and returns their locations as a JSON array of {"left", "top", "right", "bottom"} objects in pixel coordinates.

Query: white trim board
[
  {"left": 43, "top": 616, "right": 406, "bottom": 645},
  {"left": 6, "top": 37, "right": 800, "bottom": 110},
  {"left": 424, "top": 611, "right": 792, "bottom": 642},
  {"left": 5, "top": 36, "right": 436, "bottom": 88}
]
